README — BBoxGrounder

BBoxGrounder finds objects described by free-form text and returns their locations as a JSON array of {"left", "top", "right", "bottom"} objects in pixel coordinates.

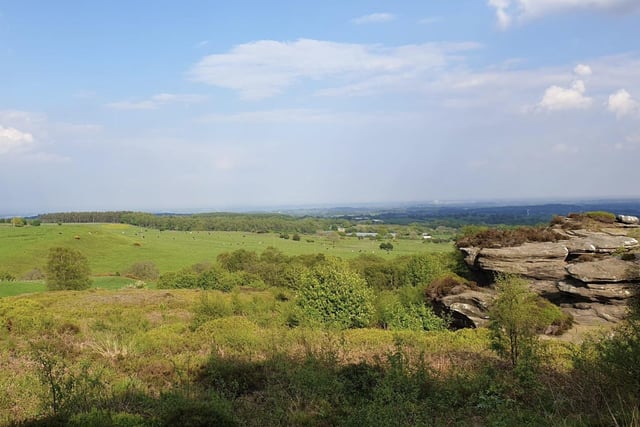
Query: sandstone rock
[
  {"left": 586, "top": 283, "right": 636, "bottom": 300},
  {"left": 564, "top": 232, "right": 638, "bottom": 254},
  {"left": 566, "top": 258, "right": 640, "bottom": 283},
  {"left": 441, "top": 289, "right": 494, "bottom": 328},
  {"left": 475, "top": 242, "right": 568, "bottom": 280},
  {"left": 459, "top": 247, "right": 480, "bottom": 267},
  {"left": 557, "top": 280, "right": 635, "bottom": 301},
  {"left": 458, "top": 222, "right": 640, "bottom": 332},
  {"left": 573, "top": 302, "right": 591, "bottom": 310},
  {"left": 617, "top": 215, "right": 640, "bottom": 225}
]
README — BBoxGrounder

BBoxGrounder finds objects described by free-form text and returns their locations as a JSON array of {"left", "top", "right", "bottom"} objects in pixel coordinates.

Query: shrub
[
  {"left": 296, "top": 258, "right": 375, "bottom": 328},
  {"left": 426, "top": 274, "right": 478, "bottom": 299},
  {"left": 157, "top": 270, "right": 198, "bottom": 289},
  {"left": 456, "top": 226, "right": 565, "bottom": 248},
  {"left": 379, "top": 242, "right": 394, "bottom": 252},
  {"left": 376, "top": 291, "right": 447, "bottom": 331},
  {"left": 292, "top": 233, "right": 301, "bottom": 241},
  {"left": 124, "top": 261, "right": 159, "bottom": 280},
  {"left": 45, "top": 247, "right": 91, "bottom": 291},
  {"left": 585, "top": 211, "right": 616, "bottom": 223},
  {"left": 404, "top": 253, "right": 457, "bottom": 287}
]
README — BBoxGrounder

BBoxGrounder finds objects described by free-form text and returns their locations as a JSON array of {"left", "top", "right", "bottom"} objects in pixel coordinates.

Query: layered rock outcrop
[{"left": 450, "top": 216, "right": 640, "bottom": 328}]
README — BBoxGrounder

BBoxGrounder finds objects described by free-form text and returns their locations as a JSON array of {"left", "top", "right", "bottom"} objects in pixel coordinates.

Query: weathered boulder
[
  {"left": 440, "top": 288, "right": 495, "bottom": 328},
  {"left": 471, "top": 242, "right": 569, "bottom": 280},
  {"left": 617, "top": 215, "right": 640, "bottom": 225},
  {"left": 566, "top": 258, "right": 640, "bottom": 283}
]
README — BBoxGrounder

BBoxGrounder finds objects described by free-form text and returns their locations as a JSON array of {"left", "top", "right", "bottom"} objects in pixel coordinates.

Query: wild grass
[{"left": 1, "top": 287, "right": 638, "bottom": 425}]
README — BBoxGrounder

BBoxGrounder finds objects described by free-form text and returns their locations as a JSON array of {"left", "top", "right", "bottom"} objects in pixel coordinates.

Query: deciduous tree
[{"left": 45, "top": 247, "right": 91, "bottom": 290}]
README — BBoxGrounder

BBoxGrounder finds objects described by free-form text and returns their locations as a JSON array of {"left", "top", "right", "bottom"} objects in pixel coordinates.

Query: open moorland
[{"left": 0, "top": 214, "right": 639, "bottom": 426}]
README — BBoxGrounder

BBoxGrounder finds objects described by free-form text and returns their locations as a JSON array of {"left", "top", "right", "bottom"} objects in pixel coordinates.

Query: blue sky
[{"left": 1, "top": 1, "right": 639, "bottom": 214}]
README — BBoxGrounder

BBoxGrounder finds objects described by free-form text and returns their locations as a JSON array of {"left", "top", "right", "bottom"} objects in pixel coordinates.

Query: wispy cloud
[
  {"left": 188, "top": 39, "right": 480, "bottom": 99},
  {"left": 351, "top": 12, "right": 395, "bottom": 24},
  {"left": 418, "top": 16, "right": 442, "bottom": 25},
  {"left": 106, "top": 93, "right": 206, "bottom": 110},
  {"left": 488, "top": 0, "right": 640, "bottom": 29}
]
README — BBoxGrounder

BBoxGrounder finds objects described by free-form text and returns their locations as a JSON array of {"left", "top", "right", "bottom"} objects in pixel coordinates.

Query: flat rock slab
[
  {"left": 557, "top": 280, "right": 636, "bottom": 301},
  {"left": 566, "top": 258, "right": 640, "bottom": 283},
  {"left": 565, "top": 233, "right": 638, "bottom": 254},
  {"left": 476, "top": 242, "right": 569, "bottom": 280}
]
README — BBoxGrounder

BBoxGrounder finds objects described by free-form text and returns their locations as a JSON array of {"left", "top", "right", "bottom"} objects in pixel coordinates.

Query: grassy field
[
  {"left": 0, "top": 276, "right": 138, "bottom": 298},
  {"left": 0, "top": 223, "right": 453, "bottom": 278}
]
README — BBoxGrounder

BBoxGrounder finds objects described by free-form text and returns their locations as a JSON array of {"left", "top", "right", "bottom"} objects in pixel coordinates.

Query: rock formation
[{"left": 449, "top": 215, "right": 640, "bottom": 328}]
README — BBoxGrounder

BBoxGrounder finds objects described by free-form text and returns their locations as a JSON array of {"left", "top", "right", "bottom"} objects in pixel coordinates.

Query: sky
[{"left": 1, "top": 1, "right": 640, "bottom": 214}]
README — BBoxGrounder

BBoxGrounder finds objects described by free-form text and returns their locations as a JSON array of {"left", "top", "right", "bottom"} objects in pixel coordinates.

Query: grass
[
  {"left": 0, "top": 288, "right": 496, "bottom": 425},
  {"left": 0, "top": 223, "right": 452, "bottom": 278},
  {"left": 0, "top": 277, "right": 138, "bottom": 298},
  {"left": 3, "top": 287, "right": 631, "bottom": 426}
]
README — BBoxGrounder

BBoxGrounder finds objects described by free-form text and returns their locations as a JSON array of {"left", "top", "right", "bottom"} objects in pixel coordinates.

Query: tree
[
  {"left": 45, "top": 247, "right": 92, "bottom": 290},
  {"left": 488, "top": 274, "right": 546, "bottom": 368},
  {"left": 11, "top": 217, "right": 26, "bottom": 227},
  {"left": 379, "top": 242, "right": 394, "bottom": 252}
]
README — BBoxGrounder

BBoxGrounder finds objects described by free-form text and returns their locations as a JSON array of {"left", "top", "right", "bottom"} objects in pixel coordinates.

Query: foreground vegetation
[
  {"left": 1, "top": 287, "right": 638, "bottom": 426},
  {"left": 1, "top": 214, "right": 639, "bottom": 425}
]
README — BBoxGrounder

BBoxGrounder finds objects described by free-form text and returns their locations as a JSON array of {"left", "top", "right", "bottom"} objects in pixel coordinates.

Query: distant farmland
[{"left": 0, "top": 223, "right": 452, "bottom": 279}]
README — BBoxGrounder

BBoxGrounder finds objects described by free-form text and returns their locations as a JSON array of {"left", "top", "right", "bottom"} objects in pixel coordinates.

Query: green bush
[
  {"left": 404, "top": 253, "right": 456, "bottom": 287},
  {"left": 45, "top": 247, "right": 92, "bottom": 291},
  {"left": 124, "top": 261, "right": 159, "bottom": 280},
  {"left": 375, "top": 290, "right": 447, "bottom": 331},
  {"left": 296, "top": 258, "right": 375, "bottom": 328}
]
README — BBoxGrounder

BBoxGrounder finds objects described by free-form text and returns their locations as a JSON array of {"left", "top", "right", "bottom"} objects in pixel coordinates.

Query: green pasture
[
  {"left": 0, "top": 223, "right": 452, "bottom": 278},
  {"left": 0, "top": 276, "right": 138, "bottom": 298}
]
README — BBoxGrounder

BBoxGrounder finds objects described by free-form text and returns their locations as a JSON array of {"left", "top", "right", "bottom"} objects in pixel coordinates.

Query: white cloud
[
  {"left": 488, "top": 0, "right": 639, "bottom": 28},
  {"left": 607, "top": 89, "right": 639, "bottom": 118},
  {"left": 536, "top": 65, "right": 594, "bottom": 111},
  {"left": 489, "top": 0, "right": 513, "bottom": 29},
  {"left": 574, "top": 64, "right": 592, "bottom": 77},
  {"left": 188, "top": 39, "right": 480, "bottom": 99},
  {"left": 0, "top": 126, "right": 34, "bottom": 154},
  {"left": 351, "top": 13, "right": 395, "bottom": 24},
  {"left": 106, "top": 93, "right": 205, "bottom": 110},
  {"left": 538, "top": 79, "right": 592, "bottom": 111}
]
